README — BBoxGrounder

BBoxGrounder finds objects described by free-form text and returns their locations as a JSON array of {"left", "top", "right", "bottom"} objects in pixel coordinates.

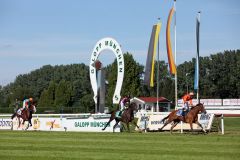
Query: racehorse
[
  {"left": 102, "top": 102, "right": 140, "bottom": 132},
  {"left": 11, "top": 104, "right": 36, "bottom": 130},
  {"left": 159, "top": 103, "right": 207, "bottom": 133}
]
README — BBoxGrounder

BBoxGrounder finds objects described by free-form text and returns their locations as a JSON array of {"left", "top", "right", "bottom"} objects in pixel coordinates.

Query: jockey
[
  {"left": 181, "top": 92, "right": 194, "bottom": 116},
  {"left": 118, "top": 95, "right": 131, "bottom": 117},
  {"left": 23, "top": 98, "right": 33, "bottom": 109},
  {"left": 18, "top": 97, "right": 33, "bottom": 113}
]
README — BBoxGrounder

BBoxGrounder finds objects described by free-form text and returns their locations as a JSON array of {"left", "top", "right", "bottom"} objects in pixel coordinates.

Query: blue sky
[{"left": 0, "top": 0, "right": 239, "bottom": 85}]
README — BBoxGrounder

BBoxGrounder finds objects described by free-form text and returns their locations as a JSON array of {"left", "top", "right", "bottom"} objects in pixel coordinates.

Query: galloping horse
[
  {"left": 159, "top": 103, "right": 207, "bottom": 133},
  {"left": 11, "top": 104, "right": 36, "bottom": 130},
  {"left": 102, "top": 102, "right": 140, "bottom": 132}
]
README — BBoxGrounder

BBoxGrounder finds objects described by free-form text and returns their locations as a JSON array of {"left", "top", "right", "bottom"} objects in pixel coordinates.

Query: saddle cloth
[
  {"left": 115, "top": 110, "right": 124, "bottom": 118},
  {"left": 176, "top": 109, "right": 183, "bottom": 116}
]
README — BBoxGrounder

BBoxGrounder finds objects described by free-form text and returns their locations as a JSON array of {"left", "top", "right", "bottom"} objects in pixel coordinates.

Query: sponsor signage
[
  {"left": 89, "top": 37, "right": 124, "bottom": 104},
  {"left": 0, "top": 118, "right": 12, "bottom": 130},
  {"left": 9, "top": 114, "right": 120, "bottom": 132},
  {"left": 137, "top": 113, "right": 214, "bottom": 131},
  {"left": 63, "top": 117, "right": 119, "bottom": 132}
]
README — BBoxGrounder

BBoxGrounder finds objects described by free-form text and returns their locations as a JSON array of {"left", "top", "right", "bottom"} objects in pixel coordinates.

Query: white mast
[
  {"left": 156, "top": 18, "right": 161, "bottom": 112},
  {"left": 174, "top": 0, "right": 178, "bottom": 109},
  {"left": 196, "top": 11, "right": 201, "bottom": 102}
]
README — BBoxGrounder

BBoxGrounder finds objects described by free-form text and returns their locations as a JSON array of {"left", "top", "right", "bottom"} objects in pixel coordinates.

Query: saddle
[{"left": 176, "top": 109, "right": 189, "bottom": 117}]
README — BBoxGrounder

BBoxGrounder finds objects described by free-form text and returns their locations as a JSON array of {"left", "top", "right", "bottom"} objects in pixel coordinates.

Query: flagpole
[
  {"left": 196, "top": 11, "right": 201, "bottom": 102},
  {"left": 174, "top": 0, "right": 178, "bottom": 109},
  {"left": 156, "top": 18, "right": 161, "bottom": 112}
]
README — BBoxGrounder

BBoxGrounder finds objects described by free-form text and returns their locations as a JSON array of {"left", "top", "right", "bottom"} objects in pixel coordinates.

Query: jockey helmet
[{"left": 189, "top": 92, "right": 194, "bottom": 96}]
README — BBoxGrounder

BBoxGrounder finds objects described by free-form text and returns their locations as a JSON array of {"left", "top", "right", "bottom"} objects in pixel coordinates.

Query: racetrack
[{"left": 0, "top": 118, "right": 239, "bottom": 160}]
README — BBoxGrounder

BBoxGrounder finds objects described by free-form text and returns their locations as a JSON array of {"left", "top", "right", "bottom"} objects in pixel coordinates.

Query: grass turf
[{"left": 0, "top": 117, "right": 239, "bottom": 160}]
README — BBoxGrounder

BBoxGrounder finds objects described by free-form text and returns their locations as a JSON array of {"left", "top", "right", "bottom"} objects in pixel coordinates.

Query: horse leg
[
  {"left": 25, "top": 121, "right": 30, "bottom": 130},
  {"left": 132, "top": 120, "right": 140, "bottom": 130},
  {"left": 28, "top": 118, "right": 32, "bottom": 127},
  {"left": 121, "top": 123, "right": 126, "bottom": 132},
  {"left": 190, "top": 122, "right": 194, "bottom": 134},
  {"left": 113, "top": 120, "right": 120, "bottom": 133},
  {"left": 170, "top": 121, "right": 179, "bottom": 134},
  {"left": 102, "top": 113, "right": 115, "bottom": 131},
  {"left": 126, "top": 123, "right": 130, "bottom": 132},
  {"left": 17, "top": 117, "right": 21, "bottom": 129},
  {"left": 20, "top": 119, "right": 25, "bottom": 130},
  {"left": 11, "top": 113, "right": 16, "bottom": 119},
  {"left": 102, "top": 118, "right": 113, "bottom": 131},
  {"left": 196, "top": 121, "right": 207, "bottom": 133},
  {"left": 159, "top": 120, "right": 171, "bottom": 131},
  {"left": 29, "top": 113, "right": 33, "bottom": 126}
]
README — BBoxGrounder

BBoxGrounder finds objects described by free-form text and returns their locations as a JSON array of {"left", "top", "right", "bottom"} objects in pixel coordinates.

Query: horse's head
[
  {"left": 196, "top": 103, "right": 207, "bottom": 114},
  {"left": 129, "top": 102, "right": 138, "bottom": 111},
  {"left": 29, "top": 104, "right": 36, "bottom": 113}
]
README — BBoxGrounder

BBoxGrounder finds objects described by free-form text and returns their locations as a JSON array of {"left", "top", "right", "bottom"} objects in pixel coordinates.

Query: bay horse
[
  {"left": 11, "top": 104, "right": 36, "bottom": 130},
  {"left": 159, "top": 103, "right": 207, "bottom": 133},
  {"left": 102, "top": 102, "right": 140, "bottom": 132}
]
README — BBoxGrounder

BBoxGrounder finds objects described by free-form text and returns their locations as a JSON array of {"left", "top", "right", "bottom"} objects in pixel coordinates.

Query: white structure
[
  {"left": 89, "top": 37, "right": 124, "bottom": 104},
  {"left": 131, "top": 97, "right": 172, "bottom": 112}
]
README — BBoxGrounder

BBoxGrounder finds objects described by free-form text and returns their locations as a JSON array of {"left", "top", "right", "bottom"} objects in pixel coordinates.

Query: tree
[
  {"left": 55, "top": 80, "right": 72, "bottom": 107},
  {"left": 105, "top": 52, "right": 144, "bottom": 110},
  {"left": 141, "top": 60, "right": 175, "bottom": 101},
  {"left": 38, "top": 81, "right": 56, "bottom": 108},
  {"left": 38, "top": 89, "right": 49, "bottom": 108},
  {"left": 0, "top": 86, "right": 4, "bottom": 108}
]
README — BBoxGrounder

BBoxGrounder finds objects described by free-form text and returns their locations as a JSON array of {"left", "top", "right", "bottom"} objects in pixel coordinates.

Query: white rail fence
[{"left": 0, "top": 113, "right": 120, "bottom": 132}]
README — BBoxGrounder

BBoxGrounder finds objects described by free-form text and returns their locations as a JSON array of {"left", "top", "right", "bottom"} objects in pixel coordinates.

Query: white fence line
[
  {"left": 178, "top": 98, "right": 240, "bottom": 106},
  {"left": 0, "top": 113, "right": 119, "bottom": 132}
]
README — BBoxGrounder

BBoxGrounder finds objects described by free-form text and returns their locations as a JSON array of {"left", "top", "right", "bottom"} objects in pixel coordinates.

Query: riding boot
[
  {"left": 119, "top": 111, "right": 122, "bottom": 117},
  {"left": 181, "top": 111, "right": 185, "bottom": 122}
]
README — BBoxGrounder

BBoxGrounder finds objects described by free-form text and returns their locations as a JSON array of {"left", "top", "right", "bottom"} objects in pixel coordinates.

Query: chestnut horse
[
  {"left": 11, "top": 104, "right": 36, "bottom": 130},
  {"left": 159, "top": 103, "right": 207, "bottom": 133},
  {"left": 102, "top": 102, "right": 140, "bottom": 132}
]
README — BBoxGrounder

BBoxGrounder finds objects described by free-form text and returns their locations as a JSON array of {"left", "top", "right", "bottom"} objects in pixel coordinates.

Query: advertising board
[
  {"left": 137, "top": 113, "right": 214, "bottom": 131},
  {"left": 0, "top": 118, "right": 12, "bottom": 130},
  {"left": 9, "top": 115, "right": 120, "bottom": 132}
]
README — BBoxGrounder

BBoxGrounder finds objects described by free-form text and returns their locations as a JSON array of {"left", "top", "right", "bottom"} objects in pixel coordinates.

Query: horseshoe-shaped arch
[{"left": 89, "top": 37, "right": 124, "bottom": 104}]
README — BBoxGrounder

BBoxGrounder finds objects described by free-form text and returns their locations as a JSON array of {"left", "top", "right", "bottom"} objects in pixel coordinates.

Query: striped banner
[
  {"left": 144, "top": 23, "right": 161, "bottom": 87},
  {"left": 194, "top": 13, "right": 200, "bottom": 90},
  {"left": 166, "top": 7, "right": 176, "bottom": 75}
]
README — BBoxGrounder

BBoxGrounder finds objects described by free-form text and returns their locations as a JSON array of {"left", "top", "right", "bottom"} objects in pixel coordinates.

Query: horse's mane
[
  {"left": 190, "top": 103, "right": 204, "bottom": 111},
  {"left": 128, "top": 102, "right": 137, "bottom": 109}
]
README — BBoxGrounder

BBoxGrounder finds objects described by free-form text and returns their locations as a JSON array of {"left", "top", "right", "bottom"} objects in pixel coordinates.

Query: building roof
[{"left": 134, "top": 97, "right": 171, "bottom": 103}]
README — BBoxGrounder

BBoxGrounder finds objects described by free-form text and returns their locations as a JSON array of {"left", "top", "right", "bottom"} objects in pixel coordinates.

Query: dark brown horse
[
  {"left": 11, "top": 104, "right": 36, "bottom": 130},
  {"left": 102, "top": 102, "right": 140, "bottom": 132},
  {"left": 159, "top": 103, "right": 207, "bottom": 133}
]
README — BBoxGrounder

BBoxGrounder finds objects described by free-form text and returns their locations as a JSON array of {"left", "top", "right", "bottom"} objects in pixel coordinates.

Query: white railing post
[
  {"left": 180, "top": 121, "right": 183, "bottom": 133},
  {"left": 221, "top": 114, "right": 224, "bottom": 135}
]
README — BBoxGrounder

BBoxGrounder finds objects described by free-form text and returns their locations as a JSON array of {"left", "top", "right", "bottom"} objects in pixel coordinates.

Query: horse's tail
[
  {"left": 106, "top": 111, "right": 115, "bottom": 114},
  {"left": 160, "top": 115, "right": 169, "bottom": 124}
]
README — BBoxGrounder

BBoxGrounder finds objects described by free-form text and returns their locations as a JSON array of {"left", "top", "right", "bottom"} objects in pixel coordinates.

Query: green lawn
[{"left": 0, "top": 118, "right": 239, "bottom": 160}]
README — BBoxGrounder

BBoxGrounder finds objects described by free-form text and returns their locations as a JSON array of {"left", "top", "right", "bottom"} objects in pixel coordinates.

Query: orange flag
[{"left": 166, "top": 7, "right": 176, "bottom": 75}]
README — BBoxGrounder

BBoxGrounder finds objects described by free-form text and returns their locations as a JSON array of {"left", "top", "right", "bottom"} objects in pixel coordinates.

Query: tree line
[{"left": 0, "top": 50, "right": 239, "bottom": 113}]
